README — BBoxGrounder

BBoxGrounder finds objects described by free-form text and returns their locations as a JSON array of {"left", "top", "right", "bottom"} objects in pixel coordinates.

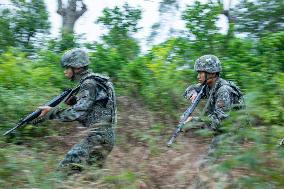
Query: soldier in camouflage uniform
[
  {"left": 183, "top": 55, "right": 245, "bottom": 164},
  {"left": 183, "top": 54, "right": 244, "bottom": 131},
  {"left": 39, "top": 48, "right": 116, "bottom": 172},
  {"left": 183, "top": 55, "right": 244, "bottom": 188}
]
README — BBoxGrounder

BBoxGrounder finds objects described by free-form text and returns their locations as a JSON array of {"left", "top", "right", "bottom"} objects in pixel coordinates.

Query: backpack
[
  {"left": 81, "top": 73, "right": 117, "bottom": 124},
  {"left": 226, "top": 81, "right": 245, "bottom": 110}
]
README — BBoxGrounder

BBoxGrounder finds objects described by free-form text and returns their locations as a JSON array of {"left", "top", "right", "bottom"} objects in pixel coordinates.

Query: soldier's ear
[
  {"left": 210, "top": 72, "right": 218, "bottom": 78},
  {"left": 73, "top": 67, "right": 82, "bottom": 73}
]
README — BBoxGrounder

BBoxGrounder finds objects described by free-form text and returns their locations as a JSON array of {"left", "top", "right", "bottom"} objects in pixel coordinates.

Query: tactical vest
[
  {"left": 80, "top": 73, "right": 117, "bottom": 125},
  {"left": 203, "top": 78, "right": 245, "bottom": 115},
  {"left": 215, "top": 79, "right": 245, "bottom": 110},
  {"left": 225, "top": 81, "right": 245, "bottom": 110}
]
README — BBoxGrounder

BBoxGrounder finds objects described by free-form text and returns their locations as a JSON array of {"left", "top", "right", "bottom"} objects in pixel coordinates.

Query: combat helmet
[
  {"left": 61, "top": 48, "right": 90, "bottom": 68},
  {"left": 194, "top": 55, "right": 222, "bottom": 73}
]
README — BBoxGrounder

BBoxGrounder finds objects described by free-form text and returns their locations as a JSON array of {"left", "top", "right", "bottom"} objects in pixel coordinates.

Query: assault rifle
[
  {"left": 3, "top": 86, "right": 80, "bottom": 136},
  {"left": 167, "top": 83, "right": 206, "bottom": 147}
]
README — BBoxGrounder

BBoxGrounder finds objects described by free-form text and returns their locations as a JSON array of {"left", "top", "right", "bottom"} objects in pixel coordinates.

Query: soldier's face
[
  {"left": 197, "top": 71, "right": 206, "bottom": 83},
  {"left": 197, "top": 71, "right": 216, "bottom": 85},
  {"left": 64, "top": 67, "right": 74, "bottom": 79}
]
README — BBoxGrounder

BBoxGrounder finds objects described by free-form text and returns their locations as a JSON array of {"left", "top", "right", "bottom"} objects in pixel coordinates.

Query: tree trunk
[
  {"left": 57, "top": 0, "right": 87, "bottom": 35},
  {"left": 222, "top": 0, "right": 235, "bottom": 38},
  {"left": 216, "top": 0, "right": 235, "bottom": 54}
]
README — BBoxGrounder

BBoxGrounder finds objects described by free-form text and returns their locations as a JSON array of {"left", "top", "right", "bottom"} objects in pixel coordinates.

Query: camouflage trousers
[{"left": 58, "top": 126, "right": 114, "bottom": 172}]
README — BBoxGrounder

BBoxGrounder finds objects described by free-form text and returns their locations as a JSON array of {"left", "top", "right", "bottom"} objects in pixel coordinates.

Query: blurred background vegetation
[{"left": 0, "top": 0, "right": 283, "bottom": 188}]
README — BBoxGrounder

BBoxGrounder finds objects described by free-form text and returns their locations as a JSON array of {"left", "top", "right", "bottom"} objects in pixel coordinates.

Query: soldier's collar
[
  {"left": 213, "top": 77, "right": 223, "bottom": 91},
  {"left": 73, "top": 69, "right": 90, "bottom": 82},
  {"left": 207, "top": 77, "right": 219, "bottom": 89}
]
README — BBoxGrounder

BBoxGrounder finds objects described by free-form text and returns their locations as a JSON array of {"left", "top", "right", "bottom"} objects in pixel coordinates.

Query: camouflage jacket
[
  {"left": 47, "top": 70, "right": 116, "bottom": 127},
  {"left": 184, "top": 78, "right": 244, "bottom": 130}
]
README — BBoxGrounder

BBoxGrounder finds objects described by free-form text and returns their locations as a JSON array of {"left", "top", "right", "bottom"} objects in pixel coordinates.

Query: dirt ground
[{"left": 44, "top": 96, "right": 215, "bottom": 188}]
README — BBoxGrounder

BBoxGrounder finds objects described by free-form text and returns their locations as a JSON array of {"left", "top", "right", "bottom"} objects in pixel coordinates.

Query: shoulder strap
[
  {"left": 201, "top": 82, "right": 218, "bottom": 116},
  {"left": 81, "top": 73, "right": 117, "bottom": 124},
  {"left": 80, "top": 73, "right": 109, "bottom": 93},
  {"left": 80, "top": 73, "right": 108, "bottom": 85},
  {"left": 226, "top": 81, "right": 243, "bottom": 97},
  {"left": 224, "top": 80, "right": 245, "bottom": 109}
]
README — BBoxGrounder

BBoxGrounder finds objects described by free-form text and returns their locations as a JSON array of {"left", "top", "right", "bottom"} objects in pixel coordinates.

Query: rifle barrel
[
  {"left": 3, "top": 86, "right": 80, "bottom": 136},
  {"left": 167, "top": 84, "right": 206, "bottom": 146}
]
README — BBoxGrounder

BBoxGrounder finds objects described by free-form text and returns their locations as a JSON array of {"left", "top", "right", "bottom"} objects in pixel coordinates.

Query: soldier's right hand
[
  {"left": 185, "top": 116, "right": 193, "bottom": 123},
  {"left": 180, "top": 115, "right": 193, "bottom": 123},
  {"left": 64, "top": 96, "right": 77, "bottom": 106}
]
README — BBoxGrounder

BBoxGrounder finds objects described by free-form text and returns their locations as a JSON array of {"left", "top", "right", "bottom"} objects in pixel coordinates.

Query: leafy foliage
[
  {"left": 0, "top": 1, "right": 283, "bottom": 188},
  {"left": 5, "top": 0, "right": 50, "bottom": 52},
  {"left": 232, "top": 0, "right": 284, "bottom": 38},
  {"left": 182, "top": 1, "right": 222, "bottom": 53},
  {"left": 95, "top": 3, "right": 141, "bottom": 64},
  {"left": 0, "top": 9, "right": 15, "bottom": 51}
]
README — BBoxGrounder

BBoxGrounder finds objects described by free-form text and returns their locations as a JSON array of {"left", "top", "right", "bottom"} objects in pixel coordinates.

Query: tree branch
[
  {"left": 75, "top": 0, "right": 87, "bottom": 19},
  {"left": 222, "top": 0, "right": 234, "bottom": 23},
  {"left": 57, "top": 0, "right": 63, "bottom": 15}
]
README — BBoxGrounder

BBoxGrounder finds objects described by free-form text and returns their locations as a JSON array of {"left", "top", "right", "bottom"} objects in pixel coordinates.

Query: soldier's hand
[
  {"left": 180, "top": 115, "right": 193, "bottom": 123},
  {"left": 64, "top": 96, "right": 77, "bottom": 106},
  {"left": 38, "top": 106, "right": 52, "bottom": 117},
  {"left": 185, "top": 116, "right": 193, "bottom": 123},
  {"left": 190, "top": 91, "right": 197, "bottom": 103}
]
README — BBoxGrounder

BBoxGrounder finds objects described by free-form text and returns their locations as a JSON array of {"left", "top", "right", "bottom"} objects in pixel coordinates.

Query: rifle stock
[
  {"left": 167, "top": 84, "right": 206, "bottom": 147},
  {"left": 3, "top": 86, "right": 80, "bottom": 136}
]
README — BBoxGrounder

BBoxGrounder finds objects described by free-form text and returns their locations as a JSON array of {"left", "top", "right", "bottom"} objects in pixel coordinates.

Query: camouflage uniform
[
  {"left": 184, "top": 77, "right": 244, "bottom": 131},
  {"left": 184, "top": 55, "right": 244, "bottom": 188},
  {"left": 184, "top": 55, "right": 244, "bottom": 131},
  {"left": 47, "top": 49, "right": 116, "bottom": 171},
  {"left": 184, "top": 55, "right": 244, "bottom": 171}
]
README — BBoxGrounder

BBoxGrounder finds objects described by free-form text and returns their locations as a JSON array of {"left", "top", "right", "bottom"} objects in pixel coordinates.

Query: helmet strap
[
  {"left": 205, "top": 72, "right": 208, "bottom": 83},
  {"left": 71, "top": 67, "right": 75, "bottom": 81},
  {"left": 205, "top": 72, "right": 219, "bottom": 80},
  {"left": 205, "top": 72, "right": 219, "bottom": 86}
]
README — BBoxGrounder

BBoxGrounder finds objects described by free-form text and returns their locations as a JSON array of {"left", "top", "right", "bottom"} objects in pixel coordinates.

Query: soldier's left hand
[
  {"left": 190, "top": 93, "right": 197, "bottom": 103},
  {"left": 38, "top": 106, "right": 52, "bottom": 117}
]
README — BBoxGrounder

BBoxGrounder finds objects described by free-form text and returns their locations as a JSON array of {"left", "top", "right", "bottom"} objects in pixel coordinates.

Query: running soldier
[{"left": 39, "top": 48, "right": 116, "bottom": 173}]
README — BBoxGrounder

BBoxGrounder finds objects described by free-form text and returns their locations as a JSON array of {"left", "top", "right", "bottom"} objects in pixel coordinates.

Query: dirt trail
[
  {"left": 45, "top": 96, "right": 213, "bottom": 188},
  {"left": 107, "top": 96, "right": 211, "bottom": 188}
]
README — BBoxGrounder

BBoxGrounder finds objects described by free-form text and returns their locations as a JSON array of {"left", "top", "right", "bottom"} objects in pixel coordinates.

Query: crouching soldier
[{"left": 183, "top": 54, "right": 244, "bottom": 132}]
